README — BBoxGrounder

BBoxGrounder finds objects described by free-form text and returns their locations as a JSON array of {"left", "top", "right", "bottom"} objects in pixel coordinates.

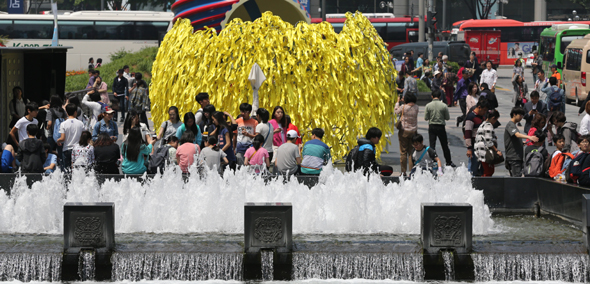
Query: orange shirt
[{"left": 552, "top": 71, "right": 561, "bottom": 81}]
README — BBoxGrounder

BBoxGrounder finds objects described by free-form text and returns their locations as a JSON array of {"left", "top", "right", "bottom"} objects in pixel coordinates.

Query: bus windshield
[{"left": 540, "top": 36, "right": 555, "bottom": 63}]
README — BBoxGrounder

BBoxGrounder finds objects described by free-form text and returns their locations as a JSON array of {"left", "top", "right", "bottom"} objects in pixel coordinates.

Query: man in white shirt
[
  {"left": 479, "top": 61, "right": 498, "bottom": 92},
  {"left": 57, "top": 103, "right": 85, "bottom": 170},
  {"left": 9, "top": 102, "right": 39, "bottom": 148},
  {"left": 535, "top": 69, "right": 550, "bottom": 101}
]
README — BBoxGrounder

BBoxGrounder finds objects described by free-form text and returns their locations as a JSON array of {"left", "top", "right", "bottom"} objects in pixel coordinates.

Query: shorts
[{"left": 1, "top": 150, "right": 14, "bottom": 173}]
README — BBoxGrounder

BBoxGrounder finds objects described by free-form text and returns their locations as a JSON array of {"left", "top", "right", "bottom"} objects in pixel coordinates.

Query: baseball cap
[
  {"left": 550, "top": 64, "right": 558, "bottom": 69},
  {"left": 287, "top": 130, "right": 299, "bottom": 139},
  {"left": 433, "top": 70, "right": 441, "bottom": 76},
  {"left": 104, "top": 106, "right": 114, "bottom": 114}
]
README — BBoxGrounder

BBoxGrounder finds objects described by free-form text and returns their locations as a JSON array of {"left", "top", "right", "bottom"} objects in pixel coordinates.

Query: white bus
[{"left": 0, "top": 11, "right": 173, "bottom": 70}]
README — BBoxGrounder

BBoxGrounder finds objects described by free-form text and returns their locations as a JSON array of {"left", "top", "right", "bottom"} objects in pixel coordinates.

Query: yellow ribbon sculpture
[{"left": 150, "top": 11, "right": 397, "bottom": 161}]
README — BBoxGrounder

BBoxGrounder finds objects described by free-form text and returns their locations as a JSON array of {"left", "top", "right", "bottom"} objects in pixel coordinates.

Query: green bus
[{"left": 539, "top": 24, "right": 590, "bottom": 76}]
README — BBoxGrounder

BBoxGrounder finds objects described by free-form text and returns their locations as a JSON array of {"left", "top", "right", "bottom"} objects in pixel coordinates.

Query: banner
[{"left": 7, "top": 0, "right": 24, "bottom": 14}]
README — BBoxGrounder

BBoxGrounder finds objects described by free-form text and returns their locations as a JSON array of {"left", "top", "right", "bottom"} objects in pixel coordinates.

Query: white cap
[
  {"left": 434, "top": 70, "right": 441, "bottom": 76},
  {"left": 287, "top": 130, "right": 299, "bottom": 139}
]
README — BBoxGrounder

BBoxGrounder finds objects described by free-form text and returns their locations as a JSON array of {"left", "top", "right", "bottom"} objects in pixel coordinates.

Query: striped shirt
[
  {"left": 464, "top": 111, "right": 485, "bottom": 150},
  {"left": 300, "top": 139, "right": 331, "bottom": 175}
]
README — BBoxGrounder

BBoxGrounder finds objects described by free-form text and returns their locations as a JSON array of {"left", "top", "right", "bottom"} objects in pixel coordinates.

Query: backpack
[
  {"left": 345, "top": 145, "right": 360, "bottom": 172},
  {"left": 524, "top": 146, "right": 546, "bottom": 177},
  {"left": 98, "top": 101, "right": 108, "bottom": 112},
  {"left": 148, "top": 145, "right": 171, "bottom": 174},
  {"left": 548, "top": 88, "right": 563, "bottom": 111},
  {"left": 557, "top": 123, "right": 580, "bottom": 146},
  {"left": 569, "top": 152, "right": 589, "bottom": 183},
  {"left": 547, "top": 152, "right": 575, "bottom": 178}
]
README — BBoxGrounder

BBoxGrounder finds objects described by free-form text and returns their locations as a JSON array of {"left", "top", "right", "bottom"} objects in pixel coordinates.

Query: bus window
[
  {"left": 587, "top": 50, "right": 590, "bottom": 64},
  {"left": 390, "top": 48, "right": 403, "bottom": 59},
  {"left": 331, "top": 23, "right": 344, "bottom": 33},
  {"left": 560, "top": 35, "right": 585, "bottom": 54},
  {"left": 94, "top": 21, "right": 134, "bottom": 40},
  {"left": 540, "top": 37, "right": 555, "bottom": 63},
  {"left": 565, "top": 48, "right": 582, "bottom": 71},
  {"left": 59, "top": 21, "right": 94, "bottom": 39},
  {"left": 372, "top": 23, "right": 387, "bottom": 40},
  {"left": 12, "top": 20, "right": 52, "bottom": 39},
  {"left": 385, "top": 23, "right": 406, "bottom": 42},
  {"left": 136, "top": 21, "right": 169, "bottom": 40},
  {"left": 0, "top": 20, "right": 12, "bottom": 37}
]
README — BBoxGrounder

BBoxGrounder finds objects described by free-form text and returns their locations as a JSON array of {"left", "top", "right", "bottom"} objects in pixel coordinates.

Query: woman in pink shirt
[
  {"left": 269, "top": 106, "right": 287, "bottom": 162},
  {"left": 244, "top": 134, "right": 270, "bottom": 174},
  {"left": 176, "top": 131, "right": 200, "bottom": 173}
]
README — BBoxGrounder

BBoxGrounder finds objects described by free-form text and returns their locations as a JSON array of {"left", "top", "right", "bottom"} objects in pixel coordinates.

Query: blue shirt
[
  {"left": 416, "top": 57, "right": 424, "bottom": 68},
  {"left": 43, "top": 153, "right": 57, "bottom": 173},
  {"left": 121, "top": 144, "right": 153, "bottom": 174},
  {"left": 453, "top": 78, "right": 469, "bottom": 101},
  {"left": 176, "top": 124, "right": 202, "bottom": 146},
  {"left": 92, "top": 119, "right": 119, "bottom": 141}
]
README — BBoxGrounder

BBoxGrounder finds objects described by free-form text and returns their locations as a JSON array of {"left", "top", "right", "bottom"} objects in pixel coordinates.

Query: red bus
[
  {"left": 453, "top": 19, "right": 590, "bottom": 65},
  {"left": 311, "top": 16, "right": 429, "bottom": 50}
]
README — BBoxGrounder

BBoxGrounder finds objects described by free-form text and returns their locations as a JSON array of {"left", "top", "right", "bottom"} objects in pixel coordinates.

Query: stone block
[
  {"left": 421, "top": 203, "right": 472, "bottom": 254},
  {"left": 63, "top": 202, "right": 115, "bottom": 253},
  {"left": 244, "top": 203, "right": 292, "bottom": 253}
]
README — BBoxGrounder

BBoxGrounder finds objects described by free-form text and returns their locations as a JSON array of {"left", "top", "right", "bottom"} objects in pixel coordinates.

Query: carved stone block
[
  {"left": 422, "top": 203, "right": 472, "bottom": 254},
  {"left": 64, "top": 203, "right": 115, "bottom": 253},
  {"left": 244, "top": 203, "right": 292, "bottom": 252}
]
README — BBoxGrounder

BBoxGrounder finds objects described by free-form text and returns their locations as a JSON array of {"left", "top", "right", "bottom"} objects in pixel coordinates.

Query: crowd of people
[
  {"left": 393, "top": 49, "right": 590, "bottom": 186},
  {"left": 5, "top": 53, "right": 590, "bottom": 185}
]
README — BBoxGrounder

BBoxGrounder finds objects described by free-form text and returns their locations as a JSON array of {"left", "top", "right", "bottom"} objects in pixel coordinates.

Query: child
[
  {"left": 43, "top": 142, "right": 57, "bottom": 174},
  {"left": 1, "top": 144, "right": 17, "bottom": 173},
  {"left": 176, "top": 131, "right": 200, "bottom": 173},
  {"left": 17, "top": 124, "right": 46, "bottom": 173},
  {"left": 167, "top": 136, "right": 179, "bottom": 165},
  {"left": 547, "top": 134, "right": 574, "bottom": 180},
  {"left": 523, "top": 130, "right": 549, "bottom": 177},
  {"left": 244, "top": 134, "right": 270, "bottom": 174},
  {"left": 200, "top": 136, "right": 228, "bottom": 173},
  {"left": 235, "top": 103, "right": 258, "bottom": 166},
  {"left": 410, "top": 133, "right": 442, "bottom": 176}
]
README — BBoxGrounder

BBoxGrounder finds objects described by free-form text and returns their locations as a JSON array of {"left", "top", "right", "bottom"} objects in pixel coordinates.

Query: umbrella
[{"left": 248, "top": 62, "right": 266, "bottom": 115}]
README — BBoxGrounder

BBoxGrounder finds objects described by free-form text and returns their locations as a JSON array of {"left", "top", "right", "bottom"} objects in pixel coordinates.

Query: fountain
[{"left": 0, "top": 165, "right": 588, "bottom": 282}]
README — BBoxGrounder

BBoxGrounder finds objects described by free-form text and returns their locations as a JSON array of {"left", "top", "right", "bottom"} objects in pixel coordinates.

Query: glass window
[
  {"left": 0, "top": 20, "right": 12, "bottom": 38},
  {"left": 540, "top": 36, "right": 555, "bottom": 63},
  {"left": 94, "top": 21, "right": 133, "bottom": 40},
  {"left": 385, "top": 23, "right": 405, "bottom": 42},
  {"left": 59, "top": 21, "right": 94, "bottom": 39},
  {"left": 135, "top": 21, "right": 169, "bottom": 40},
  {"left": 372, "top": 23, "right": 387, "bottom": 40},
  {"left": 560, "top": 35, "right": 585, "bottom": 54},
  {"left": 587, "top": 50, "right": 590, "bottom": 64},
  {"left": 565, "top": 48, "right": 582, "bottom": 71},
  {"left": 450, "top": 44, "right": 471, "bottom": 63},
  {"left": 12, "top": 20, "right": 53, "bottom": 39}
]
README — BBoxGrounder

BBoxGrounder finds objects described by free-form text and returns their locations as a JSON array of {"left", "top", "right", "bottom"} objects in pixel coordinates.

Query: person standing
[
  {"left": 414, "top": 53, "right": 424, "bottom": 78},
  {"left": 550, "top": 64, "right": 562, "bottom": 87},
  {"left": 92, "top": 107, "right": 118, "bottom": 142},
  {"left": 394, "top": 93, "right": 419, "bottom": 176},
  {"left": 300, "top": 128, "right": 331, "bottom": 175},
  {"left": 112, "top": 69, "right": 129, "bottom": 122},
  {"left": 512, "top": 59, "right": 525, "bottom": 82},
  {"left": 194, "top": 92, "right": 211, "bottom": 128},
  {"left": 454, "top": 70, "right": 471, "bottom": 126},
  {"left": 512, "top": 74, "right": 528, "bottom": 109},
  {"left": 464, "top": 100, "right": 489, "bottom": 176},
  {"left": 424, "top": 90, "right": 455, "bottom": 167},
  {"left": 235, "top": 103, "right": 258, "bottom": 166},
  {"left": 16, "top": 124, "right": 45, "bottom": 173},
  {"left": 88, "top": 57, "right": 94, "bottom": 71},
  {"left": 464, "top": 52, "right": 479, "bottom": 81},
  {"left": 531, "top": 50, "right": 542, "bottom": 83},
  {"left": 465, "top": 82, "right": 480, "bottom": 115},
  {"left": 442, "top": 69, "right": 458, "bottom": 107},
  {"left": 128, "top": 73, "right": 149, "bottom": 127},
  {"left": 56, "top": 104, "right": 86, "bottom": 170},
  {"left": 474, "top": 110, "right": 501, "bottom": 176},
  {"left": 213, "top": 111, "right": 237, "bottom": 171},
  {"left": 269, "top": 106, "right": 288, "bottom": 163},
  {"left": 523, "top": 91, "right": 548, "bottom": 134},
  {"left": 535, "top": 69, "right": 550, "bottom": 102},
  {"left": 504, "top": 107, "right": 539, "bottom": 177},
  {"left": 479, "top": 83, "right": 498, "bottom": 110},
  {"left": 402, "top": 71, "right": 417, "bottom": 99},
  {"left": 8, "top": 86, "right": 29, "bottom": 129},
  {"left": 480, "top": 61, "right": 498, "bottom": 93},
  {"left": 254, "top": 108, "right": 274, "bottom": 161}
]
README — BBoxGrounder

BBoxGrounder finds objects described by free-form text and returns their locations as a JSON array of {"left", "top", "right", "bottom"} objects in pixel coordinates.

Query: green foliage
[
  {"left": 447, "top": 61, "right": 461, "bottom": 74},
  {"left": 417, "top": 79, "right": 431, "bottom": 93},
  {"left": 65, "top": 47, "right": 158, "bottom": 92}
]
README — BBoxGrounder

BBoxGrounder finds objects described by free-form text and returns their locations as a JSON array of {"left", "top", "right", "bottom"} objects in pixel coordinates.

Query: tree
[{"left": 462, "top": 0, "right": 498, "bottom": 19}]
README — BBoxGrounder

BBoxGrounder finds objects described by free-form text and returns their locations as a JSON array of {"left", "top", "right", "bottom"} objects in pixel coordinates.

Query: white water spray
[{"left": 0, "top": 165, "right": 494, "bottom": 234}]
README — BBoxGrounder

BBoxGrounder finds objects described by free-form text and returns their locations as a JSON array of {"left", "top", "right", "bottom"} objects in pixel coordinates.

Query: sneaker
[
  {"left": 447, "top": 162, "right": 457, "bottom": 168},
  {"left": 456, "top": 117, "right": 461, "bottom": 127}
]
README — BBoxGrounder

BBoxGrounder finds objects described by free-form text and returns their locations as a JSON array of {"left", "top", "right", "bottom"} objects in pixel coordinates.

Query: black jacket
[
  {"left": 112, "top": 76, "right": 129, "bottom": 95},
  {"left": 523, "top": 100, "right": 548, "bottom": 134},
  {"left": 480, "top": 89, "right": 498, "bottom": 109},
  {"left": 357, "top": 138, "right": 379, "bottom": 174},
  {"left": 17, "top": 138, "right": 46, "bottom": 173}
]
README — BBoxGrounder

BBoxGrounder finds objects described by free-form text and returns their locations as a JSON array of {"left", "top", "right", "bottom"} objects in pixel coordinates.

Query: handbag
[
  {"left": 485, "top": 148, "right": 505, "bottom": 165},
  {"left": 395, "top": 105, "right": 405, "bottom": 130}
]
